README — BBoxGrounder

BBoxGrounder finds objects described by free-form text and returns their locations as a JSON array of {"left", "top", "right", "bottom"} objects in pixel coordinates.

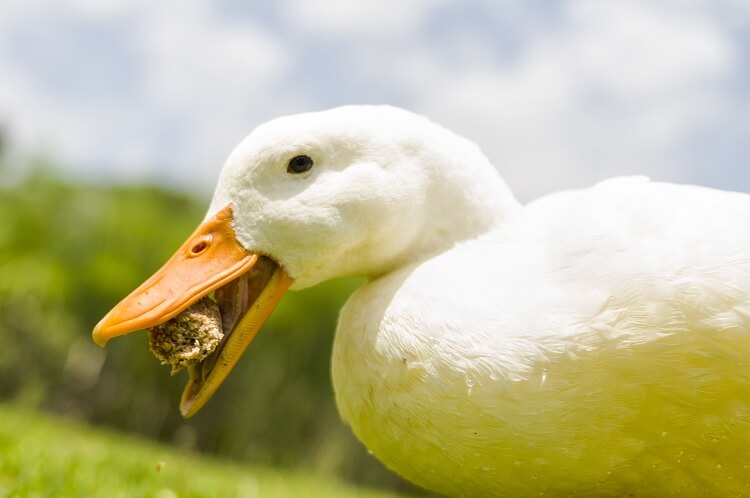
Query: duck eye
[{"left": 287, "top": 155, "right": 314, "bottom": 174}]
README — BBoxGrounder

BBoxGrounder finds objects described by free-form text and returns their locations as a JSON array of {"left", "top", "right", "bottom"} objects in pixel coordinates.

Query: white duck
[{"left": 94, "top": 106, "right": 750, "bottom": 497}]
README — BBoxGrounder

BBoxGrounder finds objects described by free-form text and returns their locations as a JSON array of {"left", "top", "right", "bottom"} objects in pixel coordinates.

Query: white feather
[{"left": 211, "top": 106, "right": 750, "bottom": 497}]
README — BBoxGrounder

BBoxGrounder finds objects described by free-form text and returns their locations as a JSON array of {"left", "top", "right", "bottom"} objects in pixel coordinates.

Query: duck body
[
  {"left": 93, "top": 105, "right": 750, "bottom": 497},
  {"left": 333, "top": 177, "right": 750, "bottom": 497}
]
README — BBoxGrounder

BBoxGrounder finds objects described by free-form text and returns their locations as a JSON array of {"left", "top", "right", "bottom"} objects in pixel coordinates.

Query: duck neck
[{"left": 389, "top": 145, "right": 522, "bottom": 273}]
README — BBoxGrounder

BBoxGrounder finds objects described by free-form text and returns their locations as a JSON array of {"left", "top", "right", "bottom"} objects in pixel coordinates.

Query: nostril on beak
[{"left": 190, "top": 239, "right": 209, "bottom": 256}]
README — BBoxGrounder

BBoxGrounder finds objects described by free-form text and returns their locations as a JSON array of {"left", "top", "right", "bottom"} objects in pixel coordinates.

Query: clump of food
[{"left": 148, "top": 297, "right": 223, "bottom": 375}]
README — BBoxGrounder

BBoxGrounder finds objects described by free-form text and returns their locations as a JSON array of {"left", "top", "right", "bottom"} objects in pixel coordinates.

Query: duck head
[{"left": 92, "top": 105, "right": 519, "bottom": 417}]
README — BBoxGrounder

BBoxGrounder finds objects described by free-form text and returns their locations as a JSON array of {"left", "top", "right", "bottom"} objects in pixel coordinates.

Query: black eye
[{"left": 287, "top": 155, "right": 314, "bottom": 174}]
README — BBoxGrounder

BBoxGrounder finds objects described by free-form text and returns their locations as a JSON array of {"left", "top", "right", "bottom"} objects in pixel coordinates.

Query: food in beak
[{"left": 148, "top": 297, "right": 223, "bottom": 375}]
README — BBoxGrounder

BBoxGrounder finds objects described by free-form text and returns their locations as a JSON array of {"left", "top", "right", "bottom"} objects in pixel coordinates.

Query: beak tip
[
  {"left": 92, "top": 315, "right": 109, "bottom": 346},
  {"left": 92, "top": 334, "right": 108, "bottom": 347},
  {"left": 179, "top": 400, "right": 195, "bottom": 418}
]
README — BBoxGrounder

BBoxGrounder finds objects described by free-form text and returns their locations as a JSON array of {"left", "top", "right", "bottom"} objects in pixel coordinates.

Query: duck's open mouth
[
  {"left": 180, "top": 256, "right": 289, "bottom": 416},
  {"left": 92, "top": 205, "right": 293, "bottom": 417}
]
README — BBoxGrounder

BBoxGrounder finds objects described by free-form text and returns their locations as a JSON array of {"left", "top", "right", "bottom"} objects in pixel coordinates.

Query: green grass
[{"left": 0, "top": 404, "right": 405, "bottom": 498}]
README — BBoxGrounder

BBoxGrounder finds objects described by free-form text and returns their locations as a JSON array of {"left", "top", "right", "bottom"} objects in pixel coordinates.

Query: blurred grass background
[
  {"left": 0, "top": 150, "right": 426, "bottom": 495},
  {"left": 0, "top": 403, "right": 404, "bottom": 498}
]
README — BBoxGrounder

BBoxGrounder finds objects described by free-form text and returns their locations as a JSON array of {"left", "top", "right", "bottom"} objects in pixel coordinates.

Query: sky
[{"left": 0, "top": 0, "right": 748, "bottom": 201}]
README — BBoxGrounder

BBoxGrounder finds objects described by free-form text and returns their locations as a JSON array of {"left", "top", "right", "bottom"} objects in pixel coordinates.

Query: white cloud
[
  {"left": 403, "top": 0, "right": 737, "bottom": 200},
  {"left": 0, "top": 0, "right": 293, "bottom": 189},
  {"left": 0, "top": 0, "right": 746, "bottom": 199},
  {"left": 285, "top": 0, "right": 451, "bottom": 40},
  {"left": 565, "top": 1, "right": 731, "bottom": 95},
  {"left": 135, "top": 2, "right": 293, "bottom": 182}
]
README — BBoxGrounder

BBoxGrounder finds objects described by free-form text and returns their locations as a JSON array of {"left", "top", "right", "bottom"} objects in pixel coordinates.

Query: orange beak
[{"left": 92, "top": 204, "right": 292, "bottom": 417}]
